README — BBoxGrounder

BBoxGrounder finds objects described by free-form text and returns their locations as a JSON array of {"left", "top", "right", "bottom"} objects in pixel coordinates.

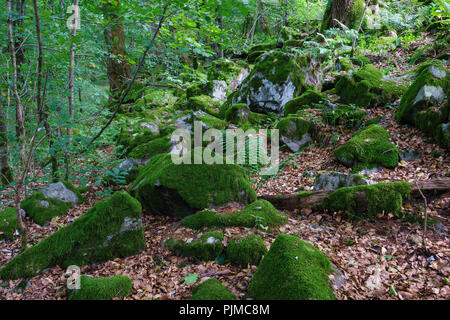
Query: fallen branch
[{"left": 260, "top": 178, "right": 450, "bottom": 210}]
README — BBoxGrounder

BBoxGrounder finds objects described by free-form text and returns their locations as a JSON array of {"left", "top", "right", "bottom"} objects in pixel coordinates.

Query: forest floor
[{"left": 0, "top": 32, "right": 449, "bottom": 300}]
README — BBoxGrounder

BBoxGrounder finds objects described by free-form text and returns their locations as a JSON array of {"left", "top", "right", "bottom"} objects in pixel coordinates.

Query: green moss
[
  {"left": 351, "top": 55, "right": 371, "bottom": 67},
  {"left": 321, "top": 182, "right": 412, "bottom": 219},
  {"left": 207, "top": 59, "right": 248, "bottom": 83},
  {"left": 284, "top": 90, "right": 325, "bottom": 116},
  {"left": 226, "top": 234, "right": 267, "bottom": 267},
  {"left": 189, "top": 279, "right": 236, "bottom": 300},
  {"left": 67, "top": 275, "right": 132, "bottom": 300},
  {"left": 130, "top": 153, "right": 257, "bottom": 217},
  {"left": 283, "top": 40, "right": 304, "bottom": 48},
  {"left": 20, "top": 192, "right": 71, "bottom": 226},
  {"left": 128, "top": 135, "right": 171, "bottom": 160},
  {"left": 225, "top": 104, "right": 250, "bottom": 123},
  {"left": 395, "top": 60, "right": 449, "bottom": 148},
  {"left": 0, "top": 191, "right": 145, "bottom": 280},
  {"left": 197, "top": 114, "right": 227, "bottom": 130},
  {"left": 186, "top": 95, "right": 220, "bottom": 114},
  {"left": 248, "top": 234, "right": 335, "bottom": 300},
  {"left": 186, "top": 82, "right": 212, "bottom": 99},
  {"left": 166, "top": 232, "right": 224, "bottom": 261},
  {"left": 181, "top": 200, "right": 287, "bottom": 230},
  {"left": 276, "top": 115, "right": 315, "bottom": 139},
  {"left": 0, "top": 207, "right": 19, "bottom": 240},
  {"left": 336, "top": 65, "right": 405, "bottom": 107},
  {"left": 334, "top": 125, "right": 399, "bottom": 170},
  {"left": 323, "top": 105, "right": 366, "bottom": 129}
]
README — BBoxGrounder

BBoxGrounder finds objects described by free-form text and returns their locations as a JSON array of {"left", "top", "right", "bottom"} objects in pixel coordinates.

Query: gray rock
[
  {"left": 313, "top": 172, "right": 370, "bottom": 191},
  {"left": 103, "top": 217, "right": 143, "bottom": 247},
  {"left": 206, "top": 236, "right": 220, "bottom": 244},
  {"left": 42, "top": 182, "right": 78, "bottom": 206},
  {"left": 413, "top": 85, "right": 445, "bottom": 106},
  {"left": 140, "top": 122, "right": 160, "bottom": 134},
  {"left": 281, "top": 133, "right": 312, "bottom": 153},
  {"left": 429, "top": 65, "right": 446, "bottom": 79},
  {"left": 211, "top": 80, "right": 228, "bottom": 102},
  {"left": 37, "top": 200, "right": 50, "bottom": 208}
]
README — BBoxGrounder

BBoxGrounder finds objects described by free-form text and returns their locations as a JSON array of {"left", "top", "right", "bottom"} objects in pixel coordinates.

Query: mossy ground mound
[
  {"left": 284, "top": 90, "right": 325, "bottom": 116},
  {"left": 336, "top": 64, "right": 405, "bottom": 107},
  {"left": 0, "top": 207, "right": 19, "bottom": 240},
  {"left": 189, "top": 279, "right": 236, "bottom": 300},
  {"left": 0, "top": 191, "right": 145, "bottom": 280},
  {"left": 395, "top": 60, "right": 449, "bottom": 148},
  {"left": 248, "top": 234, "right": 335, "bottom": 300},
  {"left": 165, "top": 232, "right": 224, "bottom": 261},
  {"left": 67, "top": 275, "right": 132, "bottom": 300},
  {"left": 334, "top": 125, "right": 399, "bottom": 171},
  {"left": 21, "top": 192, "right": 72, "bottom": 226},
  {"left": 131, "top": 154, "right": 257, "bottom": 217},
  {"left": 321, "top": 182, "right": 412, "bottom": 219},
  {"left": 226, "top": 234, "right": 267, "bottom": 267},
  {"left": 181, "top": 200, "right": 287, "bottom": 230}
]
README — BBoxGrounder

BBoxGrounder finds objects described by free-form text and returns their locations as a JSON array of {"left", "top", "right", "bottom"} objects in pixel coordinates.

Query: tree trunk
[
  {"left": 102, "top": 0, "right": 131, "bottom": 98},
  {"left": 321, "top": 0, "right": 354, "bottom": 31},
  {"left": 0, "top": 91, "right": 13, "bottom": 185},
  {"left": 260, "top": 179, "right": 450, "bottom": 210}
]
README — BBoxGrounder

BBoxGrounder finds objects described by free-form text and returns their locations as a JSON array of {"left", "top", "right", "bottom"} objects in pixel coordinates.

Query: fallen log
[{"left": 259, "top": 178, "right": 450, "bottom": 211}]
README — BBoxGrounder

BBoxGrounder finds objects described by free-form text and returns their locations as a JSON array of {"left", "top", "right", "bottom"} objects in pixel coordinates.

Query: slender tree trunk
[
  {"left": 102, "top": 0, "right": 131, "bottom": 98},
  {"left": 0, "top": 91, "right": 13, "bottom": 185},
  {"left": 7, "top": 0, "right": 26, "bottom": 166},
  {"left": 216, "top": 3, "right": 224, "bottom": 59},
  {"left": 13, "top": 0, "right": 26, "bottom": 136}
]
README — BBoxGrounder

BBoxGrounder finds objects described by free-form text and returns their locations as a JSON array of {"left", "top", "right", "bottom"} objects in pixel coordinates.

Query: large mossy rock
[
  {"left": 180, "top": 199, "right": 287, "bottom": 230},
  {"left": 395, "top": 61, "right": 449, "bottom": 148},
  {"left": 284, "top": 89, "right": 325, "bottom": 116},
  {"left": 231, "top": 50, "right": 322, "bottom": 114},
  {"left": 248, "top": 234, "right": 335, "bottom": 300},
  {"left": 334, "top": 125, "right": 399, "bottom": 171},
  {"left": 0, "top": 207, "right": 19, "bottom": 240},
  {"left": 130, "top": 154, "right": 257, "bottom": 217},
  {"left": 128, "top": 135, "right": 172, "bottom": 161},
  {"left": 276, "top": 114, "right": 315, "bottom": 152},
  {"left": 0, "top": 191, "right": 145, "bottom": 280},
  {"left": 67, "top": 275, "right": 133, "bottom": 300},
  {"left": 189, "top": 279, "right": 236, "bottom": 300},
  {"left": 321, "top": 182, "right": 411, "bottom": 219},
  {"left": 336, "top": 64, "right": 405, "bottom": 108}
]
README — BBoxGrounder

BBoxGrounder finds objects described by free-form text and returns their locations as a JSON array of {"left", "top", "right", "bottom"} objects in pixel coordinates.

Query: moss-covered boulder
[
  {"left": 0, "top": 191, "right": 145, "bottom": 280},
  {"left": 226, "top": 234, "right": 267, "bottom": 267},
  {"left": 284, "top": 90, "right": 325, "bottom": 116},
  {"left": 0, "top": 207, "right": 19, "bottom": 240},
  {"left": 225, "top": 104, "right": 250, "bottom": 123},
  {"left": 20, "top": 192, "right": 71, "bottom": 225},
  {"left": 130, "top": 154, "right": 257, "bottom": 217},
  {"left": 128, "top": 135, "right": 172, "bottom": 161},
  {"left": 133, "top": 88, "right": 177, "bottom": 110},
  {"left": 276, "top": 115, "right": 315, "bottom": 152},
  {"left": 232, "top": 50, "right": 322, "bottom": 114},
  {"left": 336, "top": 64, "right": 405, "bottom": 107},
  {"left": 189, "top": 279, "right": 236, "bottom": 300},
  {"left": 165, "top": 232, "right": 224, "bottom": 261},
  {"left": 321, "top": 182, "right": 411, "bottom": 219},
  {"left": 181, "top": 200, "right": 287, "bottom": 230},
  {"left": 67, "top": 275, "right": 132, "bottom": 300},
  {"left": 248, "top": 234, "right": 335, "bottom": 300},
  {"left": 20, "top": 182, "right": 80, "bottom": 225},
  {"left": 395, "top": 61, "right": 449, "bottom": 148},
  {"left": 334, "top": 125, "right": 399, "bottom": 171}
]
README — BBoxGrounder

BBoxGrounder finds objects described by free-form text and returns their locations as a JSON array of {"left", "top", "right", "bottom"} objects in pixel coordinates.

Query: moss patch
[
  {"left": 67, "top": 275, "right": 132, "bottom": 300},
  {"left": 284, "top": 90, "right": 325, "bottom": 116},
  {"left": 226, "top": 234, "right": 267, "bottom": 267},
  {"left": 321, "top": 182, "right": 412, "bottom": 219},
  {"left": 248, "top": 234, "right": 335, "bottom": 300},
  {"left": 0, "top": 191, "right": 145, "bottom": 280},
  {"left": 181, "top": 200, "right": 287, "bottom": 230},
  {"left": 323, "top": 105, "right": 366, "bottom": 129},
  {"left": 0, "top": 207, "right": 19, "bottom": 240},
  {"left": 334, "top": 125, "right": 399, "bottom": 170},
  {"left": 131, "top": 154, "right": 257, "bottom": 217},
  {"left": 20, "top": 192, "right": 71, "bottom": 226},
  {"left": 189, "top": 279, "right": 236, "bottom": 300},
  {"left": 166, "top": 232, "right": 224, "bottom": 261}
]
